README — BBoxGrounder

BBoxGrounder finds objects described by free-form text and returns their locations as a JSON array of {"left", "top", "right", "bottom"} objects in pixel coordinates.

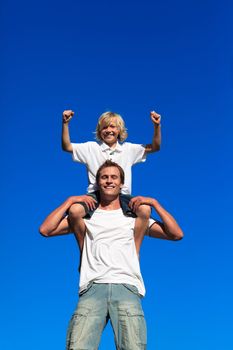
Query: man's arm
[
  {"left": 39, "top": 195, "right": 96, "bottom": 237},
  {"left": 145, "top": 111, "right": 161, "bottom": 153},
  {"left": 129, "top": 196, "right": 183, "bottom": 241},
  {"left": 62, "top": 110, "right": 74, "bottom": 152}
]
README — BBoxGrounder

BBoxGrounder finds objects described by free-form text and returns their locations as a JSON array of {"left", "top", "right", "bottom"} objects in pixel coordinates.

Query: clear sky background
[{"left": 1, "top": 0, "right": 233, "bottom": 349}]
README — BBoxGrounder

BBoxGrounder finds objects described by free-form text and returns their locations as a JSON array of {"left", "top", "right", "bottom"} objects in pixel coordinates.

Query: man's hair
[
  {"left": 95, "top": 111, "right": 128, "bottom": 142},
  {"left": 96, "top": 160, "right": 125, "bottom": 185}
]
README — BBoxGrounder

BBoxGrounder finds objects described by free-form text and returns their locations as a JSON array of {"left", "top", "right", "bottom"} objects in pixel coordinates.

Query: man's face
[
  {"left": 100, "top": 118, "right": 120, "bottom": 147},
  {"left": 98, "top": 166, "right": 122, "bottom": 198}
]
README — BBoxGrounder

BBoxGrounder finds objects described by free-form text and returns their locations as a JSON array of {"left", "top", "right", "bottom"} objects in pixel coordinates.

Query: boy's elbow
[
  {"left": 152, "top": 144, "right": 161, "bottom": 152},
  {"left": 62, "top": 143, "right": 73, "bottom": 153},
  {"left": 61, "top": 145, "right": 68, "bottom": 152}
]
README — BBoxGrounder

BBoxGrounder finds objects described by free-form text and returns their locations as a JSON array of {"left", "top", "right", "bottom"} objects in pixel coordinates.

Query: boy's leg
[
  {"left": 119, "top": 194, "right": 150, "bottom": 254},
  {"left": 134, "top": 205, "right": 151, "bottom": 255},
  {"left": 68, "top": 192, "right": 99, "bottom": 251},
  {"left": 68, "top": 204, "right": 87, "bottom": 252},
  {"left": 119, "top": 194, "right": 136, "bottom": 217}
]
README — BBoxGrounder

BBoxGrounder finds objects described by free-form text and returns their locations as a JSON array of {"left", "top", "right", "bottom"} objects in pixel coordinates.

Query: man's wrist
[{"left": 152, "top": 199, "right": 159, "bottom": 208}]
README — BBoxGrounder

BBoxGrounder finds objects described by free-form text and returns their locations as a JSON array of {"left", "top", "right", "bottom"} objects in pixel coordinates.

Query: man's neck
[{"left": 98, "top": 196, "right": 121, "bottom": 211}]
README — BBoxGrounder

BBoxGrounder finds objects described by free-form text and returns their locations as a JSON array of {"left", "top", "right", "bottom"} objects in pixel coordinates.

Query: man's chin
[{"left": 100, "top": 190, "right": 119, "bottom": 200}]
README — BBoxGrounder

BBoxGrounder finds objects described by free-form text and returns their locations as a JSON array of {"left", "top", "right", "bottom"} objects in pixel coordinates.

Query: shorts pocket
[
  {"left": 122, "top": 283, "right": 141, "bottom": 297},
  {"left": 118, "top": 305, "right": 147, "bottom": 348},
  {"left": 79, "top": 282, "right": 96, "bottom": 298},
  {"left": 66, "top": 306, "right": 91, "bottom": 349}
]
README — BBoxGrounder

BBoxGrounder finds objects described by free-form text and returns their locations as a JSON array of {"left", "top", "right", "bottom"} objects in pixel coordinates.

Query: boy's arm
[
  {"left": 39, "top": 195, "right": 96, "bottom": 237},
  {"left": 145, "top": 111, "right": 161, "bottom": 153},
  {"left": 62, "top": 110, "right": 74, "bottom": 153},
  {"left": 129, "top": 196, "right": 183, "bottom": 241}
]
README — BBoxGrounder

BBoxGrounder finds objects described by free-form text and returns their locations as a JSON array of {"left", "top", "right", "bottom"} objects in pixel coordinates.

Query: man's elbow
[
  {"left": 171, "top": 229, "right": 184, "bottom": 241},
  {"left": 39, "top": 224, "right": 50, "bottom": 237}
]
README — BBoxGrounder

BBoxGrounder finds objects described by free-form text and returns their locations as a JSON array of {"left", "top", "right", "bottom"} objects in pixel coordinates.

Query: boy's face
[{"left": 100, "top": 118, "right": 120, "bottom": 147}]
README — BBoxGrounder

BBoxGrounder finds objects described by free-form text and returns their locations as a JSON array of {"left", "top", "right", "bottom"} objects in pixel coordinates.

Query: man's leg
[
  {"left": 66, "top": 284, "right": 108, "bottom": 350},
  {"left": 109, "top": 284, "right": 147, "bottom": 350}
]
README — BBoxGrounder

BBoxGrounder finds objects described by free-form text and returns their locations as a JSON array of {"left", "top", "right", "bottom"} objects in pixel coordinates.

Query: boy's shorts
[{"left": 77, "top": 191, "right": 137, "bottom": 219}]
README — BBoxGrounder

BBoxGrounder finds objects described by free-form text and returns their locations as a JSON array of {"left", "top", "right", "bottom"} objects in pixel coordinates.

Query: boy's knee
[
  {"left": 136, "top": 205, "right": 151, "bottom": 219},
  {"left": 69, "top": 203, "right": 86, "bottom": 219}
]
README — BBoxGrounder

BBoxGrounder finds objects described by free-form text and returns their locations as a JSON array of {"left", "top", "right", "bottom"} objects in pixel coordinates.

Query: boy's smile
[{"left": 100, "top": 118, "right": 120, "bottom": 147}]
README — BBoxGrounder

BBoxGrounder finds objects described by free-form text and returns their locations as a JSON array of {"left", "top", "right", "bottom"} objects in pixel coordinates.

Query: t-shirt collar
[{"left": 100, "top": 141, "right": 122, "bottom": 153}]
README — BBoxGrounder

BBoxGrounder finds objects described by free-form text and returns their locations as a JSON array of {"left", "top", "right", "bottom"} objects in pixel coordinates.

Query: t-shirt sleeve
[
  {"left": 127, "top": 143, "right": 147, "bottom": 164},
  {"left": 71, "top": 142, "right": 90, "bottom": 164},
  {"left": 149, "top": 218, "right": 157, "bottom": 227},
  {"left": 145, "top": 218, "right": 159, "bottom": 236}
]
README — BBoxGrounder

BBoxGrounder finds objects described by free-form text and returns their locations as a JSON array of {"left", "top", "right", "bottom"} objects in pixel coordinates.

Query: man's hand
[
  {"left": 129, "top": 196, "right": 155, "bottom": 212},
  {"left": 63, "top": 110, "right": 75, "bottom": 124},
  {"left": 150, "top": 111, "right": 161, "bottom": 126},
  {"left": 68, "top": 195, "right": 97, "bottom": 211}
]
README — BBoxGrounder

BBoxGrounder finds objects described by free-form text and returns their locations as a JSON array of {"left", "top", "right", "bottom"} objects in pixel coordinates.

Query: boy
[{"left": 61, "top": 109, "right": 161, "bottom": 247}]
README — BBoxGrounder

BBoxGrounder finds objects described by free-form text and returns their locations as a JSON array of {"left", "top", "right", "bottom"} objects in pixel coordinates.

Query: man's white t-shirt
[
  {"left": 79, "top": 208, "right": 156, "bottom": 297},
  {"left": 71, "top": 141, "right": 147, "bottom": 194}
]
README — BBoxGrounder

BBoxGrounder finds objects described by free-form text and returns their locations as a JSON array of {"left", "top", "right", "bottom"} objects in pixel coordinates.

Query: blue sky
[{"left": 1, "top": 0, "right": 233, "bottom": 349}]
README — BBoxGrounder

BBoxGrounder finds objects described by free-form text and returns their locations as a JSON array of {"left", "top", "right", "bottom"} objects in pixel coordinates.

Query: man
[{"left": 40, "top": 160, "right": 183, "bottom": 349}]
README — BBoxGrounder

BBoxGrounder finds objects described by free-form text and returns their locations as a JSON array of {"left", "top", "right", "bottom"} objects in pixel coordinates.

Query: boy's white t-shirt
[
  {"left": 79, "top": 208, "right": 156, "bottom": 297},
  {"left": 71, "top": 141, "right": 147, "bottom": 194}
]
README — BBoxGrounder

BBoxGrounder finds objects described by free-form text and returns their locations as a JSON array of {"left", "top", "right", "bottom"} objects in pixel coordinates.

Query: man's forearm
[
  {"left": 39, "top": 195, "right": 97, "bottom": 237},
  {"left": 129, "top": 196, "right": 183, "bottom": 241},
  {"left": 150, "top": 199, "right": 183, "bottom": 240},
  {"left": 39, "top": 198, "right": 73, "bottom": 237}
]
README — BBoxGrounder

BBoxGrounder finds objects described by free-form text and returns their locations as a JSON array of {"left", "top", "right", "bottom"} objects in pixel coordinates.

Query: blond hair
[{"left": 95, "top": 111, "right": 128, "bottom": 142}]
